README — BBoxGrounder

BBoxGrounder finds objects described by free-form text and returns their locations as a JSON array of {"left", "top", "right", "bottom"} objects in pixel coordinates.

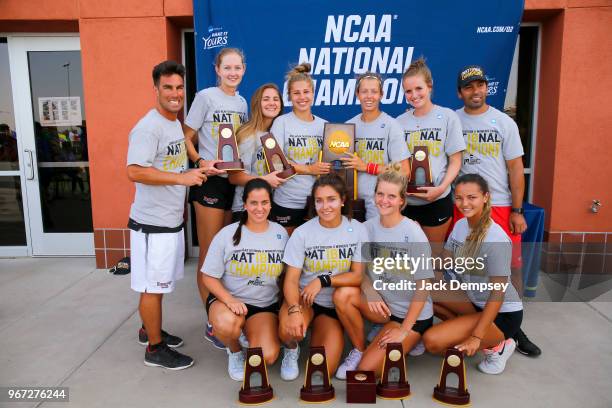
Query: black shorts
[
  {"left": 271, "top": 202, "right": 307, "bottom": 228},
  {"left": 402, "top": 192, "right": 453, "bottom": 227},
  {"left": 206, "top": 294, "right": 280, "bottom": 320},
  {"left": 389, "top": 315, "right": 434, "bottom": 335},
  {"left": 231, "top": 211, "right": 244, "bottom": 223},
  {"left": 312, "top": 303, "right": 339, "bottom": 321},
  {"left": 189, "top": 176, "right": 235, "bottom": 210},
  {"left": 472, "top": 303, "right": 523, "bottom": 340}
]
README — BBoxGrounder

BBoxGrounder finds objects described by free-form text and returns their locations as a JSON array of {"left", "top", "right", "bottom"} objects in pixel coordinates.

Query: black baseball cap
[{"left": 457, "top": 65, "right": 488, "bottom": 88}]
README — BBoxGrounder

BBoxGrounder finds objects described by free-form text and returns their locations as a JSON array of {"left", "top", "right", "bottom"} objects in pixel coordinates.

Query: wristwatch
[
  {"left": 511, "top": 207, "right": 524, "bottom": 214},
  {"left": 194, "top": 157, "right": 204, "bottom": 167}
]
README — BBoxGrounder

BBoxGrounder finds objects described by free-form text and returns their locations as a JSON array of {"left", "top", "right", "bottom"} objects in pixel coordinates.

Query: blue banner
[{"left": 193, "top": 0, "right": 524, "bottom": 122}]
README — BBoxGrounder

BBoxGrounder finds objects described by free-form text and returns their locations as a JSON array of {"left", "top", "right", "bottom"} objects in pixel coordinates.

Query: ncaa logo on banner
[{"left": 202, "top": 26, "right": 228, "bottom": 50}]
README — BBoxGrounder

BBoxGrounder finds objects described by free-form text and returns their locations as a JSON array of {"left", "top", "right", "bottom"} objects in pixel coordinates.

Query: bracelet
[
  {"left": 318, "top": 275, "right": 332, "bottom": 288},
  {"left": 288, "top": 304, "right": 301, "bottom": 313},
  {"left": 366, "top": 162, "right": 379, "bottom": 175},
  {"left": 194, "top": 157, "right": 204, "bottom": 167}
]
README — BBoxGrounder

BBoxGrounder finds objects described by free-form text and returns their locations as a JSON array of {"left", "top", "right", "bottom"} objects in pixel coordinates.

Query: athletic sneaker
[
  {"left": 239, "top": 331, "right": 249, "bottom": 349},
  {"left": 367, "top": 324, "right": 384, "bottom": 343},
  {"left": 513, "top": 328, "right": 542, "bottom": 357},
  {"left": 227, "top": 348, "right": 246, "bottom": 381},
  {"left": 138, "top": 327, "right": 183, "bottom": 348},
  {"left": 205, "top": 322, "right": 225, "bottom": 350},
  {"left": 280, "top": 345, "right": 300, "bottom": 381},
  {"left": 408, "top": 340, "right": 426, "bottom": 356},
  {"left": 336, "top": 348, "right": 363, "bottom": 380},
  {"left": 144, "top": 342, "right": 194, "bottom": 370},
  {"left": 478, "top": 338, "right": 516, "bottom": 375}
]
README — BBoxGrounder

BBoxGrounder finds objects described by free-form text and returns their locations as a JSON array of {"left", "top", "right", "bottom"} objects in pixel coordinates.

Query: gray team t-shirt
[
  {"left": 456, "top": 106, "right": 524, "bottom": 206},
  {"left": 364, "top": 217, "right": 434, "bottom": 321},
  {"left": 184, "top": 87, "right": 248, "bottom": 162},
  {"left": 283, "top": 216, "right": 366, "bottom": 308},
  {"left": 270, "top": 112, "right": 326, "bottom": 209},
  {"left": 202, "top": 221, "right": 288, "bottom": 307},
  {"left": 231, "top": 130, "right": 268, "bottom": 213},
  {"left": 445, "top": 218, "right": 523, "bottom": 313},
  {"left": 127, "top": 109, "right": 187, "bottom": 227},
  {"left": 347, "top": 112, "right": 410, "bottom": 219},
  {"left": 397, "top": 105, "right": 466, "bottom": 206}
]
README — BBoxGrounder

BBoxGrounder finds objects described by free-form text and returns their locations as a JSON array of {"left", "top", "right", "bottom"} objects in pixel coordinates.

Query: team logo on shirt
[
  {"left": 229, "top": 249, "right": 284, "bottom": 278},
  {"left": 356, "top": 137, "right": 385, "bottom": 164},
  {"left": 287, "top": 135, "right": 323, "bottom": 162},
  {"left": 304, "top": 244, "right": 356, "bottom": 274},
  {"left": 247, "top": 276, "right": 266, "bottom": 287},
  {"left": 463, "top": 153, "right": 481, "bottom": 166}
]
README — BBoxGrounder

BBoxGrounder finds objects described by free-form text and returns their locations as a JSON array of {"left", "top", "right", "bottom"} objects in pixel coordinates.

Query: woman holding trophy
[{"left": 396, "top": 58, "right": 466, "bottom": 245}]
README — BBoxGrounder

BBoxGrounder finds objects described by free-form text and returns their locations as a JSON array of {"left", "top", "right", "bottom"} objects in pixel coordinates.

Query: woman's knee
[
  {"left": 332, "top": 286, "right": 360, "bottom": 310},
  {"left": 422, "top": 330, "right": 445, "bottom": 354},
  {"left": 212, "top": 312, "right": 243, "bottom": 338}
]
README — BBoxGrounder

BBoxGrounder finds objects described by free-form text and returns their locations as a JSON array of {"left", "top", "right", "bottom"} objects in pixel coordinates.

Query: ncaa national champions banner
[{"left": 193, "top": 0, "right": 524, "bottom": 122}]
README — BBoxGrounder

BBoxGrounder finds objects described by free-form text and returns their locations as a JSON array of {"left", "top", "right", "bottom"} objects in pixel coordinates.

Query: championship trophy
[
  {"left": 407, "top": 145, "right": 433, "bottom": 193},
  {"left": 346, "top": 370, "right": 376, "bottom": 404},
  {"left": 433, "top": 348, "right": 470, "bottom": 406},
  {"left": 260, "top": 132, "right": 296, "bottom": 179},
  {"left": 300, "top": 346, "right": 335, "bottom": 403},
  {"left": 376, "top": 343, "right": 411, "bottom": 399},
  {"left": 239, "top": 347, "right": 274, "bottom": 405},
  {"left": 214, "top": 123, "right": 244, "bottom": 170},
  {"left": 321, "top": 123, "right": 365, "bottom": 221}
]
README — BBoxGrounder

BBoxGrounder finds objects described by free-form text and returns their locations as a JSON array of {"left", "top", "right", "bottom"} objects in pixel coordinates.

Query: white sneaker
[
  {"left": 336, "top": 348, "right": 363, "bottom": 380},
  {"left": 280, "top": 345, "right": 300, "bottom": 381},
  {"left": 227, "top": 348, "right": 245, "bottom": 381},
  {"left": 367, "top": 324, "right": 384, "bottom": 343},
  {"left": 409, "top": 340, "right": 426, "bottom": 356},
  {"left": 478, "top": 339, "right": 516, "bottom": 375},
  {"left": 239, "top": 331, "right": 249, "bottom": 349}
]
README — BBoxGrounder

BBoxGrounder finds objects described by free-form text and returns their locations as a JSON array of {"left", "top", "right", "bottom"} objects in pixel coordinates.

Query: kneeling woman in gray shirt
[
  {"left": 279, "top": 174, "right": 367, "bottom": 381},
  {"left": 201, "top": 179, "right": 289, "bottom": 382}
]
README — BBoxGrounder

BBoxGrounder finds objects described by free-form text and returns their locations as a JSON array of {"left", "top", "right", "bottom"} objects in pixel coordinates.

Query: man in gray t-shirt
[
  {"left": 455, "top": 65, "right": 540, "bottom": 357},
  {"left": 126, "top": 61, "right": 208, "bottom": 370}
]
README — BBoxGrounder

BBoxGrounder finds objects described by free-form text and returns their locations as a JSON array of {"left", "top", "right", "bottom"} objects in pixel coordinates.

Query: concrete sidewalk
[{"left": 1, "top": 258, "right": 611, "bottom": 408}]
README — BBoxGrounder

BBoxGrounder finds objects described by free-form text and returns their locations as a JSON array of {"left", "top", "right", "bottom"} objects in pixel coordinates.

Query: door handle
[{"left": 25, "top": 149, "right": 34, "bottom": 180}]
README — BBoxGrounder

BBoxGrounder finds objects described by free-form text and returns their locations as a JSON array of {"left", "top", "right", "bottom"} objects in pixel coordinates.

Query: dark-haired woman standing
[{"left": 201, "top": 179, "right": 288, "bottom": 381}]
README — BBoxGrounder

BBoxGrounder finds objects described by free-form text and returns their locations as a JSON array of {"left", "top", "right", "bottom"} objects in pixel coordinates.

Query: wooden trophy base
[
  {"left": 406, "top": 182, "right": 434, "bottom": 194},
  {"left": 300, "top": 385, "right": 335, "bottom": 403},
  {"left": 376, "top": 383, "right": 411, "bottom": 400},
  {"left": 350, "top": 198, "right": 366, "bottom": 222},
  {"left": 433, "top": 386, "right": 470, "bottom": 406},
  {"left": 346, "top": 371, "right": 376, "bottom": 404},
  {"left": 238, "top": 385, "right": 274, "bottom": 405},
  {"left": 214, "top": 160, "right": 244, "bottom": 171},
  {"left": 277, "top": 166, "right": 296, "bottom": 179}
]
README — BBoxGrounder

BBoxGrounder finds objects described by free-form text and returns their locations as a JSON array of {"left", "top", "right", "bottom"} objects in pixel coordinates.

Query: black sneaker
[
  {"left": 513, "top": 328, "right": 542, "bottom": 357},
  {"left": 139, "top": 327, "right": 184, "bottom": 348},
  {"left": 144, "top": 342, "right": 194, "bottom": 370}
]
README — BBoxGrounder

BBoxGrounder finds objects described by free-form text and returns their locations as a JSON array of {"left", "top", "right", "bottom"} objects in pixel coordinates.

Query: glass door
[{"left": 8, "top": 36, "right": 93, "bottom": 256}]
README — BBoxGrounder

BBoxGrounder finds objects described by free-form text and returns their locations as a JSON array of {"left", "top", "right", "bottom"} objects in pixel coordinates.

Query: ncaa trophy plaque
[
  {"left": 407, "top": 145, "right": 433, "bottom": 193},
  {"left": 300, "top": 346, "right": 335, "bottom": 403},
  {"left": 322, "top": 123, "right": 366, "bottom": 221},
  {"left": 238, "top": 347, "right": 274, "bottom": 405},
  {"left": 214, "top": 123, "right": 244, "bottom": 170},
  {"left": 376, "top": 343, "right": 411, "bottom": 399},
  {"left": 433, "top": 348, "right": 470, "bottom": 406},
  {"left": 260, "top": 132, "right": 296, "bottom": 179},
  {"left": 346, "top": 370, "right": 376, "bottom": 404}
]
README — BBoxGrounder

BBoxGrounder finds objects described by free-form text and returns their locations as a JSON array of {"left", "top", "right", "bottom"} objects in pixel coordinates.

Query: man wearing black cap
[{"left": 454, "top": 65, "right": 542, "bottom": 358}]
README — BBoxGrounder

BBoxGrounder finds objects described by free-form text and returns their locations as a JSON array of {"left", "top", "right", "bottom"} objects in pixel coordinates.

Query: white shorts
[{"left": 130, "top": 229, "right": 185, "bottom": 294}]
